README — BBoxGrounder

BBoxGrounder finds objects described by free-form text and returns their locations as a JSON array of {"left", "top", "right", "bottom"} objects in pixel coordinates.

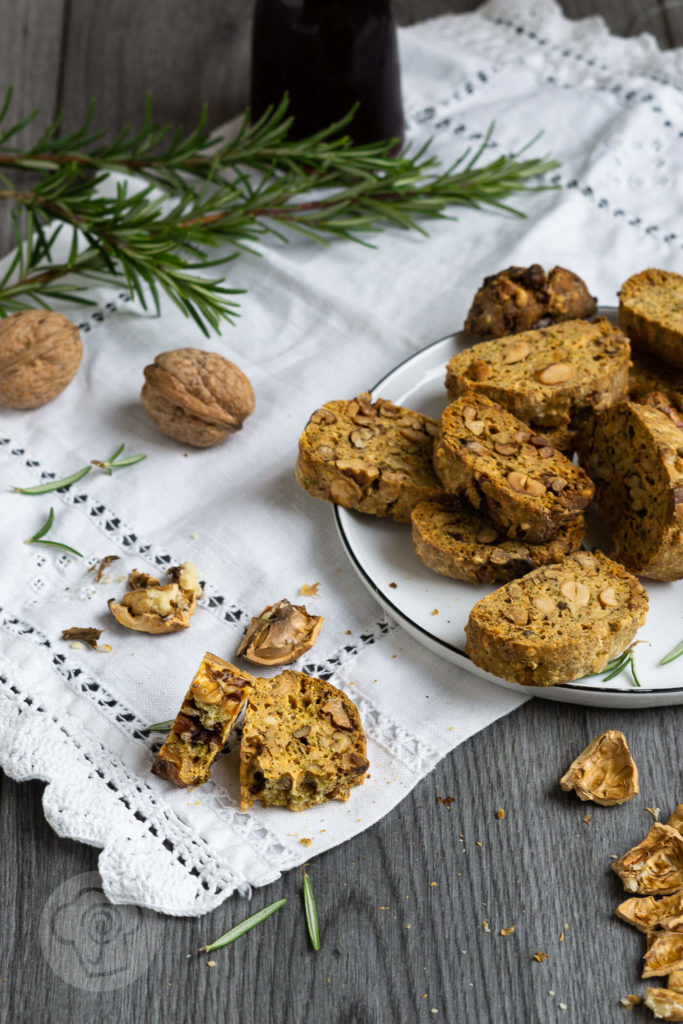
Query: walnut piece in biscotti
[
  {"left": 445, "top": 317, "right": 630, "bottom": 449},
  {"left": 433, "top": 393, "right": 593, "bottom": 544},
  {"left": 465, "top": 550, "right": 648, "bottom": 687},
  {"left": 152, "top": 654, "right": 255, "bottom": 787},
  {"left": 559, "top": 730, "right": 638, "bottom": 806},
  {"left": 644, "top": 987, "right": 683, "bottom": 1021},
  {"left": 578, "top": 401, "right": 683, "bottom": 581},
  {"left": 109, "top": 561, "right": 202, "bottom": 633},
  {"left": 411, "top": 495, "right": 584, "bottom": 584},
  {"left": 464, "top": 264, "right": 597, "bottom": 338},
  {"left": 295, "top": 392, "right": 444, "bottom": 522},
  {"left": 237, "top": 599, "right": 323, "bottom": 666},
  {"left": 620, "top": 268, "right": 683, "bottom": 369},
  {"left": 616, "top": 893, "right": 683, "bottom": 934},
  {"left": 612, "top": 825, "right": 683, "bottom": 895},
  {"left": 240, "top": 670, "right": 369, "bottom": 812}
]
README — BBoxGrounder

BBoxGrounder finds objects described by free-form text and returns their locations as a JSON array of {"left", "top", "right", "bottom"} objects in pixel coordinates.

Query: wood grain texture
[{"left": 2, "top": 699, "right": 681, "bottom": 1023}]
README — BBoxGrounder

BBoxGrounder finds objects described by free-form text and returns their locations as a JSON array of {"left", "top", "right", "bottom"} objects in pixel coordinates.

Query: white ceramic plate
[{"left": 334, "top": 311, "right": 683, "bottom": 708}]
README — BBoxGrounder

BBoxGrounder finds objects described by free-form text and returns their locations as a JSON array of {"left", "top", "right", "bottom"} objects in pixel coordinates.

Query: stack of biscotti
[{"left": 444, "top": 317, "right": 630, "bottom": 453}]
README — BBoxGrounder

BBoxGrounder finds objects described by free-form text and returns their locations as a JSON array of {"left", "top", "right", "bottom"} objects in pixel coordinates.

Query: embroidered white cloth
[{"left": 2, "top": 0, "right": 682, "bottom": 915}]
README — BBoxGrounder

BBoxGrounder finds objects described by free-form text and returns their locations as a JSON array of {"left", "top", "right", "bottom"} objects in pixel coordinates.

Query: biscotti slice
[
  {"left": 434, "top": 393, "right": 593, "bottom": 543},
  {"left": 578, "top": 401, "right": 683, "bottom": 580},
  {"left": 445, "top": 317, "right": 630, "bottom": 444},
  {"left": 465, "top": 264, "right": 597, "bottom": 338},
  {"left": 296, "top": 392, "right": 443, "bottom": 522},
  {"left": 240, "top": 670, "right": 369, "bottom": 812},
  {"left": 629, "top": 348, "right": 683, "bottom": 410},
  {"left": 151, "top": 654, "right": 255, "bottom": 787},
  {"left": 620, "top": 268, "right": 683, "bottom": 369},
  {"left": 465, "top": 550, "right": 648, "bottom": 687},
  {"left": 411, "top": 495, "right": 585, "bottom": 583}
]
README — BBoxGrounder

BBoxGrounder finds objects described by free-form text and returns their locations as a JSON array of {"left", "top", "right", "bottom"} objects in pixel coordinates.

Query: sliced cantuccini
[
  {"left": 240, "top": 670, "right": 368, "bottom": 812},
  {"left": 434, "top": 393, "right": 593, "bottom": 544},
  {"left": 620, "top": 268, "right": 683, "bottom": 369},
  {"left": 151, "top": 654, "right": 255, "bottom": 787},
  {"left": 296, "top": 392, "right": 443, "bottom": 522},
  {"left": 465, "top": 550, "right": 648, "bottom": 687},
  {"left": 411, "top": 495, "right": 584, "bottom": 584},
  {"left": 578, "top": 401, "right": 683, "bottom": 581}
]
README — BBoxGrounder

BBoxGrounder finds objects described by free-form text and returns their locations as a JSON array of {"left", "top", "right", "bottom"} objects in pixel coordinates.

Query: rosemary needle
[
  {"left": 13, "top": 442, "right": 146, "bottom": 494},
  {"left": 302, "top": 869, "right": 320, "bottom": 951},
  {"left": 660, "top": 639, "right": 683, "bottom": 666},
  {"left": 25, "top": 506, "right": 83, "bottom": 557},
  {"left": 195, "top": 898, "right": 287, "bottom": 955},
  {"left": 145, "top": 720, "right": 174, "bottom": 733}
]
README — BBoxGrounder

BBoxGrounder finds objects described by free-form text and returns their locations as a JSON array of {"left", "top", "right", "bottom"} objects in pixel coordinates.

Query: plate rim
[{"left": 333, "top": 322, "right": 683, "bottom": 699}]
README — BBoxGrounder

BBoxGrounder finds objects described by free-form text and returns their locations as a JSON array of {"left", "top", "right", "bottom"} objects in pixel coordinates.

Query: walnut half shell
[
  {"left": 237, "top": 599, "right": 323, "bottom": 666},
  {"left": 108, "top": 561, "right": 202, "bottom": 634},
  {"left": 644, "top": 987, "right": 683, "bottom": 1021},
  {"left": 559, "top": 730, "right": 638, "bottom": 806},
  {"left": 644, "top": 928, "right": 683, "bottom": 979},
  {"left": 616, "top": 892, "right": 683, "bottom": 934},
  {"left": 612, "top": 825, "right": 683, "bottom": 895}
]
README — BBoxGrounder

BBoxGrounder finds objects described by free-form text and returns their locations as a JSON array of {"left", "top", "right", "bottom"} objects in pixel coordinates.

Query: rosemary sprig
[
  {"left": 13, "top": 442, "right": 146, "bottom": 494},
  {"left": 194, "top": 898, "right": 287, "bottom": 956},
  {"left": 25, "top": 506, "right": 83, "bottom": 558},
  {"left": 0, "top": 91, "right": 560, "bottom": 335},
  {"left": 145, "top": 719, "right": 174, "bottom": 733},
  {"left": 601, "top": 643, "right": 642, "bottom": 688},
  {"left": 302, "top": 869, "right": 320, "bottom": 951}
]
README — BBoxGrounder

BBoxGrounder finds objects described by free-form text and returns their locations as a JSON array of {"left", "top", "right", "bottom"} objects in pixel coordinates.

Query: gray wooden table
[{"left": 1, "top": 3, "right": 682, "bottom": 1023}]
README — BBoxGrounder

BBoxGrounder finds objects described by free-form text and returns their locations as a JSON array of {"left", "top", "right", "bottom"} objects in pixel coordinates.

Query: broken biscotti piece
[
  {"left": 620, "top": 268, "right": 683, "bottom": 369},
  {"left": 612, "top": 825, "right": 683, "bottom": 895},
  {"left": 151, "top": 654, "right": 255, "bottom": 787},
  {"left": 109, "top": 561, "right": 202, "bottom": 633},
  {"left": 464, "top": 264, "right": 597, "bottom": 338},
  {"left": 295, "top": 392, "right": 443, "bottom": 522},
  {"left": 559, "top": 730, "right": 639, "bottom": 806},
  {"left": 629, "top": 349, "right": 683, "bottom": 410},
  {"left": 240, "top": 670, "right": 369, "bottom": 812},
  {"left": 644, "top": 987, "right": 683, "bottom": 1021},
  {"left": 465, "top": 550, "right": 648, "bottom": 687},
  {"left": 411, "top": 495, "right": 584, "bottom": 584},
  {"left": 578, "top": 401, "right": 683, "bottom": 581},
  {"left": 433, "top": 394, "right": 593, "bottom": 544},
  {"left": 617, "top": 893, "right": 683, "bottom": 934},
  {"left": 237, "top": 599, "right": 323, "bottom": 666},
  {"left": 445, "top": 317, "right": 630, "bottom": 448}
]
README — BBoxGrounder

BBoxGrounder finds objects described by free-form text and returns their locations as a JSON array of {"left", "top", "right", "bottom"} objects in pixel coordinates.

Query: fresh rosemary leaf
[
  {"left": 29, "top": 505, "right": 54, "bottom": 541},
  {"left": 601, "top": 644, "right": 642, "bottom": 687},
  {"left": 660, "top": 639, "right": 683, "bottom": 666},
  {"left": 302, "top": 869, "right": 320, "bottom": 951},
  {"left": 29, "top": 539, "right": 84, "bottom": 558},
  {"left": 25, "top": 506, "right": 83, "bottom": 557},
  {"left": 13, "top": 465, "right": 92, "bottom": 494},
  {"left": 91, "top": 443, "right": 147, "bottom": 475},
  {"left": 199, "top": 898, "right": 287, "bottom": 954},
  {"left": 145, "top": 720, "right": 174, "bottom": 733}
]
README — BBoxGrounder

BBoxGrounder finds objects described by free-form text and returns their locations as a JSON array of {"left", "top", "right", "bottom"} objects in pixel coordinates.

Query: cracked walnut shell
[
  {"left": 617, "top": 892, "right": 683, "bottom": 934},
  {"left": 612, "top": 824, "right": 683, "bottom": 895},
  {"left": 644, "top": 988, "right": 683, "bottom": 1021},
  {"left": 141, "top": 348, "right": 255, "bottom": 447},
  {"left": 108, "top": 561, "right": 202, "bottom": 633},
  {"left": 645, "top": 928, "right": 683, "bottom": 980},
  {"left": 559, "top": 730, "right": 638, "bottom": 806},
  {"left": 0, "top": 310, "right": 82, "bottom": 409},
  {"left": 237, "top": 599, "right": 323, "bottom": 666}
]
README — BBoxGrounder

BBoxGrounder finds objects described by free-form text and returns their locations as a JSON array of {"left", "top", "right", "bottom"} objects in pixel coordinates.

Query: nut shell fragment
[
  {"left": 669, "top": 807, "right": 683, "bottom": 836},
  {"left": 644, "top": 988, "right": 683, "bottom": 1021},
  {"left": 612, "top": 825, "right": 683, "bottom": 895},
  {"left": 237, "top": 599, "right": 323, "bottom": 666},
  {"left": 645, "top": 929, "right": 683, "bottom": 979},
  {"left": 616, "top": 893, "right": 683, "bottom": 933},
  {"left": 559, "top": 730, "right": 638, "bottom": 806},
  {"left": 109, "top": 561, "right": 202, "bottom": 634}
]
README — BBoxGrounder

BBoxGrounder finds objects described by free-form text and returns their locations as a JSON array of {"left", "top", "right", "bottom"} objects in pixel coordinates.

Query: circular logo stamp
[{"left": 39, "top": 872, "right": 160, "bottom": 992}]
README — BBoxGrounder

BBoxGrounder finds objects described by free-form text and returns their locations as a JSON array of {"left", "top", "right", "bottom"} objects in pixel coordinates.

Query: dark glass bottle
[{"left": 250, "top": 0, "right": 404, "bottom": 147}]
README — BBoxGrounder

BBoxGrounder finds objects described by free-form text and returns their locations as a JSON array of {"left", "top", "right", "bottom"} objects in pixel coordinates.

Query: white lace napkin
[{"left": 2, "top": 0, "right": 682, "bottom": 914}]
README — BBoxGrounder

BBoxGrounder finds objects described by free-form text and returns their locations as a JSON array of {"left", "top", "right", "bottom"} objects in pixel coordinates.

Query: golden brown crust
[
  {"left": 0, "top": 310, "right": 82, "bottom": 409},
  {"left": 433, "top": 393, "right": 593, "bottom": 543},
  {"left": 465, "top": 264, "right": 597, "bottom": 338},
  {"left": 578, "top": 401, "right": 683, "bottom": 581},
  {"left": 151, "top": 654, "right": 255, "bottom": 787},
  {"left": 240, "top": 670, "right": 368, "bottom": 812},
  {"left": 295, "top": 393, "right": 443, "bottom": 522},
  {"left": 465, "top": 550, "right": 648, "bottom": 687},
  {"left": 620, "top": 268, "right": 683, "bottom": 369},
  {"left": 411, "top": 495, "right": 584, "bottom": 583},
  {"left": 559, "top": 730, "right": 638, "bottom": 805},
  {"left": 237, "top": 599, "right": 323, "bottom": 666}
]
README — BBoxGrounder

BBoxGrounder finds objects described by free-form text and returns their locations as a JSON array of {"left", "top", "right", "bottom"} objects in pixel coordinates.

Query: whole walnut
[
  {"left": 141, "top": 348, "right": 255, "bottom": 447},
  {"left": 0, "top": 310, "right": 83, "bottom": 409}
]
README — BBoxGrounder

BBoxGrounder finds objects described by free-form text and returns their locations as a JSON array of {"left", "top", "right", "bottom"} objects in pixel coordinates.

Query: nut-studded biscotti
[
  {"left": 296, "top": 392, "right": 443, "bottom": 522},
  {"left": 433, "top": 394, "right": 593, "bottom": 543},
  {"left": 465, "top": 550, "right": 648, "bottom": 687},
  {"left": 620, "top": 268, "right": 683, "bottom": 369},
  {"left": 411, "top": 496, "right": 585, "bottom": 583},
  {"left": 465, "top": 264, "right": 597, "bottom": 338},
  {"left": 151, "top": 654, "right": 255, "bottom": 787},
  {"left": 240, "top": 670, "right": 369, "bottom": 812},
  {"left": 629, "top": 348, "right": 683, "bottom": 410},
  {"left": 445, "top": 318, "right": 630, "bottom": 446},
  {"left": 578, "top": 401, "right": 683, "bottom": 581}
]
